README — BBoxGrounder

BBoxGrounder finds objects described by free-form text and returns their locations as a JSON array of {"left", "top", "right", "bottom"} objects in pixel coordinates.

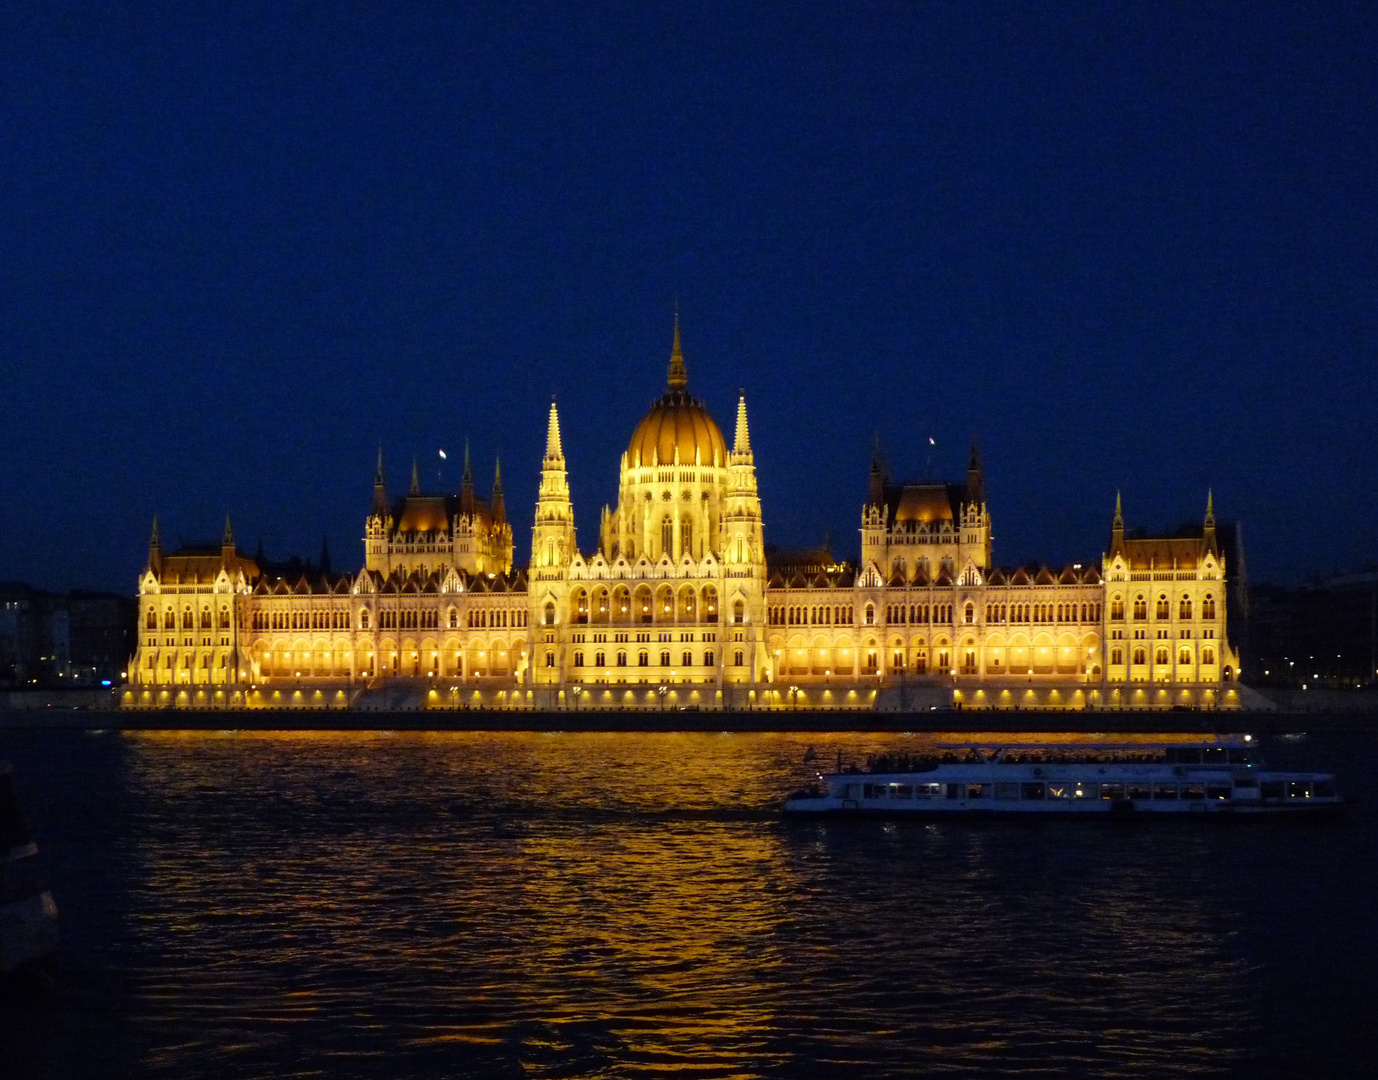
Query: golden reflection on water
[{"left": 110, "top": 730, "right": 1261, "bottom": 1078}]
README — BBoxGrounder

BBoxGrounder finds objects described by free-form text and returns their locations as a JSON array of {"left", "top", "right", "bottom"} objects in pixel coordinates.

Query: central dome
[{"left": 626, "top": 323, "right": 727, "bottom": 468}]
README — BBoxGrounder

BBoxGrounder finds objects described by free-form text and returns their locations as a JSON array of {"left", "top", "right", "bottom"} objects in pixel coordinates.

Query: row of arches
[
  {"left": 770, "top": 604, "right": 855, "bottom": 627},
  {"left": 250, "top": 636, "right": 527, "bottom": 680},
  {"left": 1110, "top": 645, "right": 1218, "bottom": 667},
  {"left": 564, "top": 583, "right": 727, "bottom": 625},
  {"left": 1109, "top": 593, "right": 1217, "bottom": 621},
  {"left": 147, "top": 607, "right": 231, "bottom": 631}
]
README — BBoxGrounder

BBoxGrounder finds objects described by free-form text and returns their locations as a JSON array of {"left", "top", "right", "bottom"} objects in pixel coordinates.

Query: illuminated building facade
[{"left": 124, "top": 324, "right": 1241, "bottom": 710}]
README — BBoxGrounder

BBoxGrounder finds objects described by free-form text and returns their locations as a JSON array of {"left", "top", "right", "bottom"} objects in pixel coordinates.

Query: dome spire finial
[{"left": 668, "top": 308, "right": 687, "bottom": 389}]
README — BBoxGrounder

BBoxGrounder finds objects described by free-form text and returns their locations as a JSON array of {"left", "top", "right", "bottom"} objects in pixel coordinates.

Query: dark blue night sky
[{"left": 2, "top": 3, "right": 1375, "bottom": 593}]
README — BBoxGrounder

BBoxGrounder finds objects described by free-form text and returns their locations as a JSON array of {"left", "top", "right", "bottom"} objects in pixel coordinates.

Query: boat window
[
  {"left": 946, "top": 784, "right": 962, "bottom": 800},
  {"left": 1046, "top": 783, "right": 1070, "bottom": 799},
  {"left": 891, "top": 784, "right": 913, "bottom": 799},
  {"left": 844, "top": 784, "right": 861, "bottom": 800},
  {"left": 917, "top": 783, "right": 942, "bottom": 799},
  {"left": 1260, "top": 781, "right": 1284, "bottom": 800},
  {"left": 1127, "top": 783, "right": 1152, "bottom": 800},
  {"left": 1153, "top": 784, "right": 1179, "bottom": 800},
  {"left": 966, "top": 784, "right": 986, "bottom": 799},
  {"left": 1181, "top": 784, "right": 1206, "bottom": 800},
  {"left": 1100, "top": 783, "right": 1125, "bottom": 801},
  {"left": 863, "top": 784, "right": 883, "bottom": 799},
  {"left": 1020, "top": 782, "right": 1045, "bottom": 800},
  {"left": 1288, "top": 782, "right": 1311, "bottom": 799},
  {"left": 1072, "top": 783, "right": 1098, "bottom": 799},
  {"left": 1207, "top": 785, "right": 1231, "bottom": 800},
  {"left": 1227, "top": 749, "right": 1255, "bottom": 765},
  {"left": 994, "top": 782, "right": 1020, "bottom": 801},
  {"left": 1202, "top": 748, "right": 1226, "bottom": 764},
  {"left": 1314, "top": 781, "right": 1335, "bottom": 798}
]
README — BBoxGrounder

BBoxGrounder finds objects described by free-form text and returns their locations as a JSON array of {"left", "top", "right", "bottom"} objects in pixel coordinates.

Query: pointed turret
[
  {"left": 410, "top": 456, "right": 420, "bottom": 495},
  {"left": 1110, "top": 490, "right": 1125, "bottom": 556},
  {"left": 460, "top": 440, "right": 476, "bottom": 515},
  {"left": 492, "top": 457, "right": 506, "bottom": 526},
  {"left": 966, "top": 441, "right": 984, "bottom": 507},
  {"left": 148, "top": 516, "right": 162, "bottom": 574},
  {"left": 668, "top": 312, "right": 687, "bottom": 390},
  {"left": 1203, "top": 489, "right": 1218, "bottom": 554},
  {"left": 868, "top": 437, "right": 887, "bottom": 509},
  {"left": 371, "top": 446, "right": 390, "bottom": 518},
  {"left": 221, "top": 514, "right": 236, "bottom": 561},
  {"left": 733, "top": 390, "right": 751, "bottom": 455}
]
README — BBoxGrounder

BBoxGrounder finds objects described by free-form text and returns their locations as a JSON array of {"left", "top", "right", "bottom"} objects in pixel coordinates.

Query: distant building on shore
[
  {"left": 124, "top": 323, "right": 1243, "bottom": 711},
  {"left": 1, "top": 583, "right": 135, "bottom": 688}
]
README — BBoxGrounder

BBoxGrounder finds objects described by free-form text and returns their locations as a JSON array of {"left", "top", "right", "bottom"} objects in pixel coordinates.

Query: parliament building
[{"left": 124, "top": 324, "right": 1243, "bottom": 711}]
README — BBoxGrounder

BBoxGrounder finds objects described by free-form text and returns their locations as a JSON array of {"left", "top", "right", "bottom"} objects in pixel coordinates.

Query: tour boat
[
  {"left": 0, "top": 762, "right": 59, "bottom": 976},
  {"left": 783, "top": 735, "right": 1346, "bottom": 817}
]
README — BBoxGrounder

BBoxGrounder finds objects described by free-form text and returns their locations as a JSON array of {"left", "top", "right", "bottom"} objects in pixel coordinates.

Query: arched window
[
  {"left": 682, "top": 650, "right": 692, "bottom": 667},
  {"left": 639, "top": 650, "right": 649, "bottom": 667},
  {"left": 681, "top": 517, "right": 693, "bottom": 557},
  {"left": 1132, "top": 647, "right": 1146, "bottom": 665},
  {"left": 732, "top": 649, "right": 742, "bottom": 666},
  {"left": 1156, "top": 595, "right": 1170, "bottom": 619},
  {"left": 360, "top": 610, "right": 369, "bottom": 629},
  {"left": 660, "top": 650, "right": 671, "bottom": 666},
  {"left": 733, "top": 599, "right": 745, "bottom": 624},
  {"left": 865, "top": 604, "right": 875, "bottom": 625},
  {"left": 544, "top": 601, "right": 556, "bottom": 626},
  {"left": 705, "top": 650, "right": 715, "bottom": 667},
  {"left": 1179, "top": 647, "right": 1192, "bottom": 665},
  {"left": 1111, "top": 647, "right": 1123, "bottom": 665},
  {"left": 449, "top": 610, "right": 459, "bottom": 629},
  {"left": 1203, "top": 647, "right": 1215, "bottom": 665},
  {"left": 616, "top": 651, "right": 627, "bottom": 667},
  {"left": 1155, "top": 646, "right": 1168, "bottom": 665},
  {"left": 1179, "top": 595, "right": 1192, "bottom": 620},
  {"left": 964, "top": 603, "right": 974, "bottom": 624},
  {"left": 545, "top": 652, "right": 555, "bottom": 668},
  {"left": 1133, "top": 596, "right": 1147, "bottom": 620},
  {"left": 594, "top": 650, "right": 605, "bottom": 668},
  {"left": 661, "top": 516, "right": 673, "bottom": 557},
  {"left": 573, "top": 650, "right": 584, "bottom": 668},
  {"left": 145, "top": 610, "right": 156, "bottom": 630},
  {"left": 1202, "top": 595, "right": 1216, "bottom": 620}
]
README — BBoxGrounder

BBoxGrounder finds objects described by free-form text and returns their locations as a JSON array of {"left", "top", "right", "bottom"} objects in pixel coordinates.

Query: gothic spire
[
  {"left": 545, "top": 398, "right": 565, "bottom": 462},
  {"left": 492, "top": 456, "right": 506, "bottom": 525},
  {"left": 460, "top": 440, "right": 475, "bottom": 515},
  {"left": 868, "top": 436, "right": 886, "bottom": 509},
  {"left": 222, "top": 514, "right": 234, "bottom": 548},
  {"left": 966, "top": 440, "right": 984, "bottom": 506},
  {"left": 150, "top": 515, "right": 161, "bottom": 551},
  {"left": 410, "top": 456, "right": 420, "bottom": 494},
  {"left": 1205, "top": 489, "right": 1215, "bottom": 526},
  {"left": 733, "top": 390, "right": 751, "bottom": 454},
  {"left": 668, "top": 311, "right": 687, "bottom": 389},
  {"left": 371, "top": 446, "right": 390, "bottom": 519}
]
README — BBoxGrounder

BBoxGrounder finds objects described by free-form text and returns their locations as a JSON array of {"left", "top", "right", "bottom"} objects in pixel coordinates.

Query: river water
[{"left": 1, "top": 725, "right": 1373, "bottom": 1079}]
